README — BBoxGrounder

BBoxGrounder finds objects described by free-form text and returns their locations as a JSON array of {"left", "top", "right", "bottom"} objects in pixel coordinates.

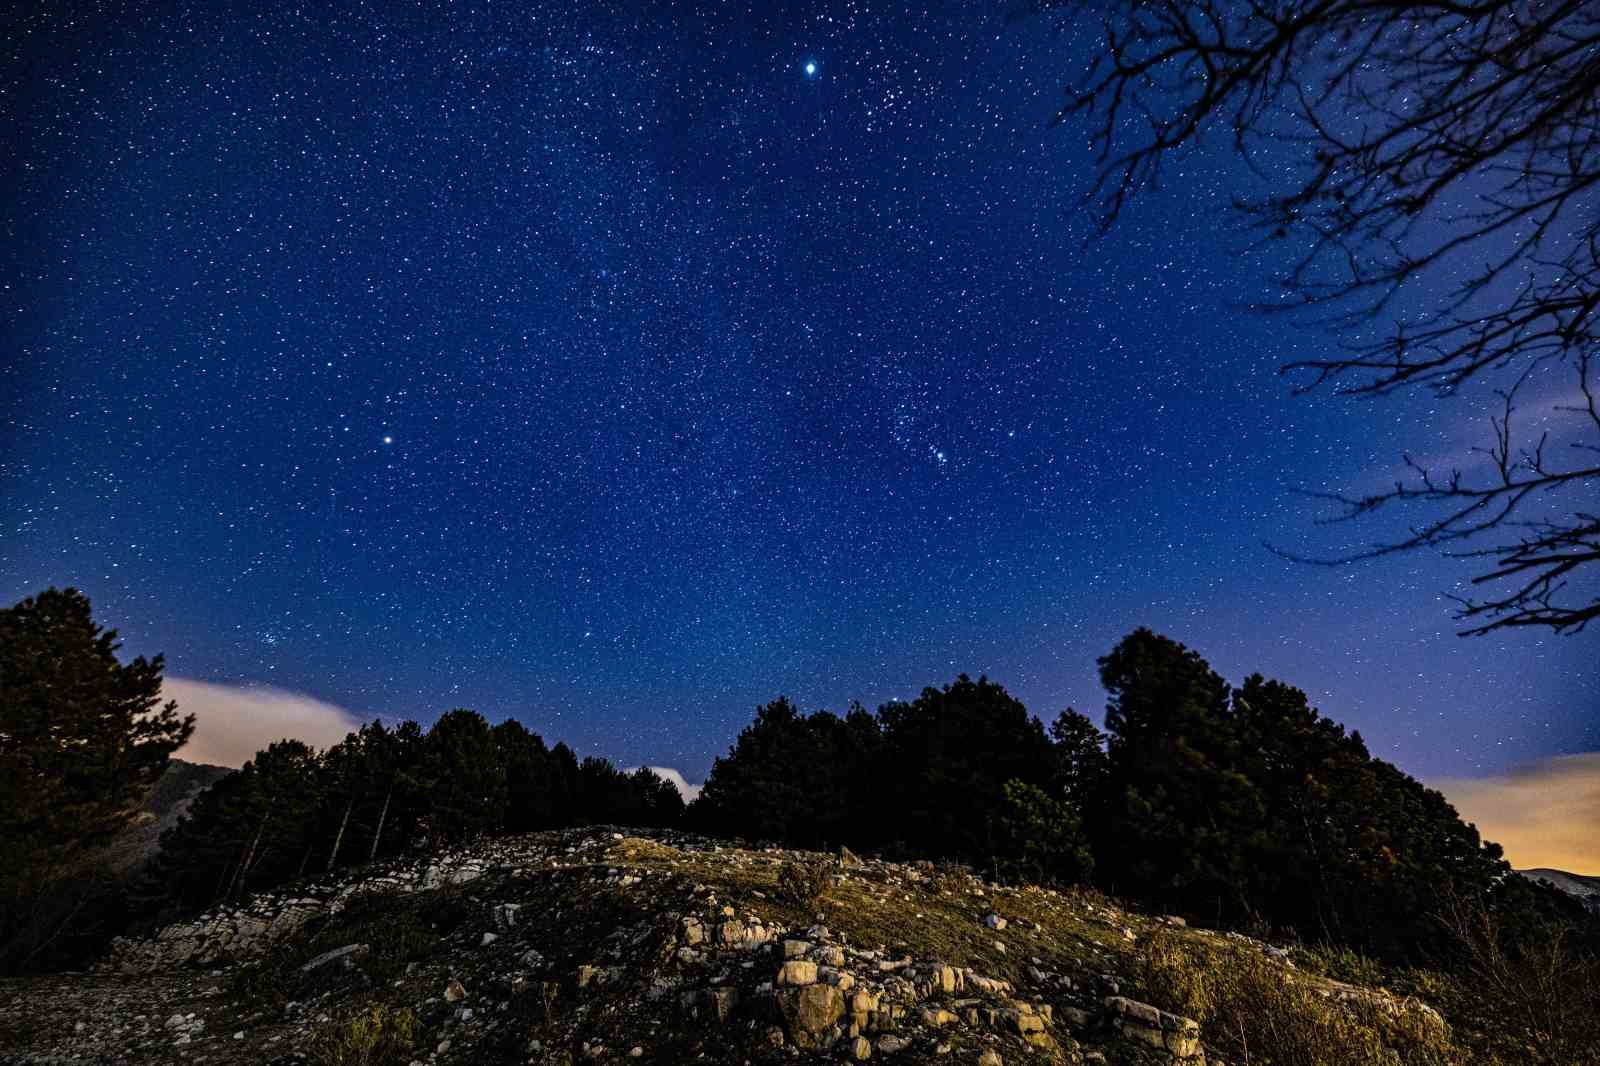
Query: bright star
[
  {"left": 382, "top": 435, "right": 393, "bottom": 445},
  {"left": 804, "top": 60, "right": 817, "bottom": 77}
]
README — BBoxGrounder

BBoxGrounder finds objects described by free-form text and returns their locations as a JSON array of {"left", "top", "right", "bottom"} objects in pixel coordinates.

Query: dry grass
[
  {"left": 1131, "top": 930, "right": 1460, "bottom": 1066},
  {"left": 307, "top": 1002, "right": 419, "bottom": 1066}
]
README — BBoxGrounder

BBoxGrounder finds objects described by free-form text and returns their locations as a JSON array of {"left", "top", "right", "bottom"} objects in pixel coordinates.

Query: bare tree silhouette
[{"left": 1058, "top": 0, "right": 1600, "bottom": 633}]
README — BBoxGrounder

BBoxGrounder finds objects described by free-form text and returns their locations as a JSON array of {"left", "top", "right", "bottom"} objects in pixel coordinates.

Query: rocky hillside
[
  {"left": 0, "top": 828, "right": 1449, "bottom": 1066},
  {"left": 99, "top": 759, "right": 234, "bottom": 874},
  {"left": 1517, "top": 868, "right": 1600, "bottom": 914}
]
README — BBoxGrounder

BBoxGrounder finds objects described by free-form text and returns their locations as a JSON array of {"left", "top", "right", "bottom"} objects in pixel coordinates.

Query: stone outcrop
[
  {"left": 99, "top": 837, "right": 550, "bottom": 973},
  {"left": 1104, "top": 995, "right": 1203, "bottom": 1059},
  {"left": 0, "top": 826, "right": 1446, "bottom": 1066}
]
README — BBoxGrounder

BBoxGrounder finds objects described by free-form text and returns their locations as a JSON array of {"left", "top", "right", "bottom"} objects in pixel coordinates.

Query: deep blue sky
[{"left": 4, "top": 2, "right": 1593, "bottom": 784}]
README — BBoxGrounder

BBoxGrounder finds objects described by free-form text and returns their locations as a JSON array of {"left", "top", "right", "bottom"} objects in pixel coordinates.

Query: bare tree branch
[{"left": 1056, "top": 0, "right": 1600, "bottom": 632}]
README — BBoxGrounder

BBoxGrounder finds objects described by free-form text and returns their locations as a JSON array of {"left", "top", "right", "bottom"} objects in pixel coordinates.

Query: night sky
[{"left": 4, "top": 2, "right": 1594, "bottom": 788}]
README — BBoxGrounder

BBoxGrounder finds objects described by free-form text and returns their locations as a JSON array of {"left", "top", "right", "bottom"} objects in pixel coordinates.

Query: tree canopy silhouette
[
  {"left": 0, "top": 588, "right": 193, "bottom": 969},
  {"left": 1059, "top": 0, "right": 1600, "bottom": 634}
]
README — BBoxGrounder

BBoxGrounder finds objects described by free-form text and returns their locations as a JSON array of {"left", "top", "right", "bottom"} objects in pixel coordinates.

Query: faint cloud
[
  {"left": 1437, "top": 753, "right": 1600, "bottom": 875},
  {"left": 633, "top": 766, "right": 703, "bottom": 803},
  {"left": 163, "top": 677, "right": 362, "bottom": 768}
]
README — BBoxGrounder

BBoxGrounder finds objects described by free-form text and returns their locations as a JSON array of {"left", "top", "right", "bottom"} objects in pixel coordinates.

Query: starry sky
[{"left": 4, "top": 2, "right": 1594, "bottom": 791}]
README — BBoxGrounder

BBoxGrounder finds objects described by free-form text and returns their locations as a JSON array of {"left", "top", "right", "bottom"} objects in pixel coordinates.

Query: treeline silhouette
[
  {"left": 146, "top": 711, "right": 684, "bottom": 918},
  {"left": 691, "top": 628, "right": 1592, "bottom": 963},
  {"left": 3, "top": 587, "right": 1591, "bottom": 978}
]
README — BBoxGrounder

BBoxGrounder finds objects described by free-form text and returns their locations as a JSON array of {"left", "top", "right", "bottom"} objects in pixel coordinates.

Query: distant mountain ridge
[
  {"left": 1517, "top": 868, "right": 1600, "bottom": 913},
  {"left": 102, "top": 757, "right": 233, "bottom": 873}
]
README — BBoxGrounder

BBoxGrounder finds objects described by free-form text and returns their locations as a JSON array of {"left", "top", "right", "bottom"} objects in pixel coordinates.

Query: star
[
  {"left": 382, "top": 435, "right": 393, "bottom": 445},
  {"left": 803, "top": 60, "right": 817, "bottom": 78}
]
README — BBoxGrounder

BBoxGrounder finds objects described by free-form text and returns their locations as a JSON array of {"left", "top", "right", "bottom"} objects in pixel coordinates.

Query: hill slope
[
  {"left": 100, "top": 758, "right": 234, "bottom": 874},
  {"left": 1517, "top": 869, "right": 1600, "bottom": 913},
  {"left": 0, "top": 828, "right": 1456, "bottom": 1065}
]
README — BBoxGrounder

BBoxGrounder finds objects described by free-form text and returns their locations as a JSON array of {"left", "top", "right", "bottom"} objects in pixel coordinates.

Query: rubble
[{"left": 0, "top": 826, "right": 1424, "bottom": 1065}]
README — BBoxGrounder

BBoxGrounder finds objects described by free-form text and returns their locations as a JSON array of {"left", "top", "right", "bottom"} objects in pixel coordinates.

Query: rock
[
  {"left": 681, "top": 918, "right": 705, "bottom": 946},
  {"left": 776, "top": 984, "right": 845, "bottom": 1048},
  {"left": 1104, "top": 995, "right": 1202, "bottom": 1059},
  {"left": 1059, "top": 1006, "right": 1093, "bottom": 1028},
  {"left": 877, "top": 1034, "right": 910, "bottom": 1054},
  {"left": 999, "top": 1008, "right": 1044, "bottom": 1035},
  {"left": 706, "top": 986, "right": 738, "bottom": 1023},
  {"left": 921, "top": 1006, "right": 956, "bottom": 1027},
  {"left": 784, "top": 939, "right": 812, "bottom": 959},
  {"left": 629, "top": 1047, "right": 643, "bottom": 1057},
  {"left": 300, "top": 942, "right": 370, "bottom": 973},
  {"left": 978, "top": 1051, "right": 1003, "bottom": 1066},
  {"left": 683, "top": 985, "right": 740, "bottom": 1025},
  {"left": 966, "top": 974, "right": 1011, "bottom": 997},
  {"left": 577, "top": 965, "right": 601, "bottom": 989},
  {"left": 717, "top": 919, "right": 753, "bottom": 947},
  {"left": 822, "top": 967, "right": 856, "bottom": 991},
  {"left": 778, "top": 959, "right": 818, "bottom": 986},
  {"left": 983, "top": 914, "right": 1006, "bottom": 930},
  {"left": 444, "top": 979, "right": 467, "bottom": 1003},
  {"left": 492, "top": 902, "right": 521, "bottom": 928},
  {"left": 480, "top": 931, "right": 498, "bottom": 946},
  {"left": 850, "top": 1034, "right": 873, "bottom": 1059},
  {"left": 1160, "top": 915, "right": 1187, "bottom": 928},
  {"left": 816, "top": 944, "right": 846, "bottom": 967}
]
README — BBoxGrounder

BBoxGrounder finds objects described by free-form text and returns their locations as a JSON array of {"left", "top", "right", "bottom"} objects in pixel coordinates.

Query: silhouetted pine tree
[
  {"left": 421, "top": 710, "right": 506, "bottom": 844},
  {"left": 0, "top": 588, "right": 193, "bottom": 971},
  {"left": 694, "top": 698, "right": 879, "bottom": 848},
  {"left": 876, "top": 675, "right": 1054, "bottom": 865}
]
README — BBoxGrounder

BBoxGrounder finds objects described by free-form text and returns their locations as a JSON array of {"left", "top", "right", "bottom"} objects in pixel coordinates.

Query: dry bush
[
  {"left": 1437, "top": 894, "right": 1600, "bottom": 1065},
  {"left": 308, "top": 1003, "right": 419, "bottom": 1066},
  {"left": 1131, "top": 930, "right": 1460, "bottom": 1066},
  {"left": 775, "top": 860, "right": 833, "bottom": 910}
]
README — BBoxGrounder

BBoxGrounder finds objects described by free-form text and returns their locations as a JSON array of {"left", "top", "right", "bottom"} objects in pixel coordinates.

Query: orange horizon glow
[{"left": 1437, "top": 753, "right": 1600, "bottom": 877}]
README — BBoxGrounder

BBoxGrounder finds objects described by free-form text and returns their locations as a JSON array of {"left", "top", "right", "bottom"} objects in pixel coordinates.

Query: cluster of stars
[{"left": 0, "top": 2, "right": 1589, "bottom": 778}]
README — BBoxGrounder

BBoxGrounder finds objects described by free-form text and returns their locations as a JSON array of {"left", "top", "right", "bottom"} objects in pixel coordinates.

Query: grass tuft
[
  {"left": 1131, "top": 929, "right": 1460, "bottom": 1066},
  {"left": 307, "top": 1002, "right": 419, "bottom": 1066}
]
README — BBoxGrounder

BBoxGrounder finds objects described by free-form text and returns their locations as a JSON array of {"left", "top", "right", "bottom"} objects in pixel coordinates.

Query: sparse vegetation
[
  {"left": 1430, "top": 890, "right": 1600, "bottom": 1065},
  {"left": 307, "top": 1003, "right": 418, "bottom": 1066},
  {"left": 1131, "top": 929, "right": 1460, "bottom": 1066},
  {"left": 774, "top": 859, "right": 833, "bottom": 910},
  {"left": 1296, "top": 942, "right": 1388, "bottom": 990},
  {"left": 227, "top": 889, "right": 447, "bottom": 1008}
]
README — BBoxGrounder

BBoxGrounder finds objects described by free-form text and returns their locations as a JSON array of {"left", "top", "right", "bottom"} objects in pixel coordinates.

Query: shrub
[
  {"left": 327, "top": 892, "right": 438, "bottom": 982},
  {"left": 1131, "top": 930, "right": 1460, "bottom": 1066},
  {"left": 1435, "top": 892, "right": 1600, "bottom": 1065},
  {"left": 308, "top": 1003, "right": 419, "bottom": 1066},
  {"left": 775, "top": 860, "right": 833, "bottom": 910},
  {"left": 225, "top": 892, "right": 441, "bottom": 1008},
  {"left": 1297, "top": 942, "right": 1388, "bottom": 989}
]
